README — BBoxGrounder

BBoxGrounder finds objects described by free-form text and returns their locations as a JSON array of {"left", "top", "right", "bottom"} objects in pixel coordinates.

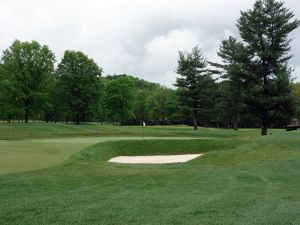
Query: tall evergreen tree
[
  {"left": 0, "top": 63, "right": 5, "bottom": 119},
  {"left": 292, "top": 83, "right": 300, "bottom": 119},
  {"left": 175, "top": 46, "right": 216, "bottom": 130},
  {"left": 237, "top": 0, "right": 300, "bottom": 135},
  {"left": 211, "top": 36, "right": 248, "bottom": 130}
]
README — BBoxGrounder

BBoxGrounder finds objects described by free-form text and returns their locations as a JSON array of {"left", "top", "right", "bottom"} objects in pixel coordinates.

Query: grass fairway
[{"left": 0, "top": 123, "right": 300, "bottom": 224}]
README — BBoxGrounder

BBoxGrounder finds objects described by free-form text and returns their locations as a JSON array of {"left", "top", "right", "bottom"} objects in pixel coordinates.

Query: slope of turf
[
  {"left": 0, "top": 130, "right": 300, "bottom": 225},
  {"left": 0, "top": 137, "right": 106, "bottom": 174},
  {"left": 0, "top": 137, "right": 200, "bottom": 174}
]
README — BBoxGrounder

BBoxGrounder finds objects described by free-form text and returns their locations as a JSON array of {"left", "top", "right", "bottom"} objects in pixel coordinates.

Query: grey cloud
[{"left": 0, "top": 0, "right": 300, "bottom": 86}]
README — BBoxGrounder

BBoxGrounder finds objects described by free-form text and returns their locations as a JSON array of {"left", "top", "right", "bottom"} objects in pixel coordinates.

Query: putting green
[{"left": 0, "top": 137, "right": 201, "bottom": 174}]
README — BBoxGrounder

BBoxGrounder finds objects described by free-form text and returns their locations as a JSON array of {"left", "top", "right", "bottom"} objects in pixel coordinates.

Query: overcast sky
[{"left": 1, "top": 0, "right": 300, "bottom": 87}]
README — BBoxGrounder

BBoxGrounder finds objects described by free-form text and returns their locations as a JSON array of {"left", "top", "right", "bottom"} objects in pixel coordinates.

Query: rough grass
[{"left": 0, "top": 123, "right": 299, "bottom": 224}]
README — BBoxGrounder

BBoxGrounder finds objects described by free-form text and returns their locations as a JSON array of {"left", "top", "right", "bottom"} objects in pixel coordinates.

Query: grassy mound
[{"left": 74, "top": 139, "right": 241, "bottom": 163}]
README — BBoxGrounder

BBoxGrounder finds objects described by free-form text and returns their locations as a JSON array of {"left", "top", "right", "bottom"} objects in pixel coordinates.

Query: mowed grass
[
  {"left": 0, "top": 137, "right": 201, "bottom": 174},
  {"left": 0, "top": 122, "right": 272, "bottom": 140},
  {"left": 0, "top": 123, "right": 265, "bottom": 174},
  {"left": 0, "top": 123, "right": 300, "bottom": 224}
]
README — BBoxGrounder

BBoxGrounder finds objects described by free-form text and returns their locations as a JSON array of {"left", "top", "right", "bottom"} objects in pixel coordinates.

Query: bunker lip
[{"left": 108, "top": 154, "right": 203, "bottom": 164}]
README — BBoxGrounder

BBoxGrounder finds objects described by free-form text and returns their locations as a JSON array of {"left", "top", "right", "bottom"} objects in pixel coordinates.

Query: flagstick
[{"left": 142, "top": 121, "right": 145, "bottom": 139}]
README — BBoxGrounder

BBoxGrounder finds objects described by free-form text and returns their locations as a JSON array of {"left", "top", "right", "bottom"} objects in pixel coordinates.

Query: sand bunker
[{"left": 108, "top": 154, "right": 203, "bottom": 164}]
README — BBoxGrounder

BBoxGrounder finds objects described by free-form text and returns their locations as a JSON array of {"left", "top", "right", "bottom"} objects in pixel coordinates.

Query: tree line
[
  {"left": 0, "top": 0, "right": 300, "bottom": 136},
  {"left": 175, "top": 0, "right": 300, "bottom": 135}
]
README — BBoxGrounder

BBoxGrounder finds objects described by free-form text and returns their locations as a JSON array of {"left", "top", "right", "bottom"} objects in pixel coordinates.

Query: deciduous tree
[
  {"left": 105, "top": 76, "right": 135, "bottom": 125},
  {"left": 1, "top": 40, "right": 55, "bottom": 123},
  {"left": 56, "top": 50, "right": 102, "bottom": 123}
]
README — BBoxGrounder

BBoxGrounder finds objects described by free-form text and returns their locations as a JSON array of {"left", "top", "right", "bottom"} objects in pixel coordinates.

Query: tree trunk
[
  {"left": 193, "top": 110, "right": 198, "bottom": 131},
  {"left": 76, "top": 114, "right": 80, "bottom": 124},
  {"left": 120, "top": 114, "right": 124, "bottom": 126},
  {"left": 261, "top": 68, "right": 269, "bottom": 136},
  {"left": 24, "top": 108, "right": 29, "bottom": 123},
  {"left": 233, "top": 118, "right": 238, "bottom": 131},
  {"left": 261, "top": 120, "right": 268, "bottom": 136},
  {"left": 82, "top": 112, "right": 85, "bottom": 123},
  {"left": 261, "top": 104, "right": 269, "bottom": 135}
]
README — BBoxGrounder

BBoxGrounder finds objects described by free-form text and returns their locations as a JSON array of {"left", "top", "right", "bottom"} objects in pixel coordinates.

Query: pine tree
[
  {"left": 237, "top": 0, "right": 300, "bottom": 135},
  {"left": 211, "top": 36, "right": 248, "bottom": 130},
  {"left": 175, "top": 46, "right": 216, "bottom": 130}
]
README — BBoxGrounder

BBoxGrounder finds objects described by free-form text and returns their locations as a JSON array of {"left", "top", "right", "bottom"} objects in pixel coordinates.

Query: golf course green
[{"left": 0, "top": 123, "right": 300, "bottom": 225}]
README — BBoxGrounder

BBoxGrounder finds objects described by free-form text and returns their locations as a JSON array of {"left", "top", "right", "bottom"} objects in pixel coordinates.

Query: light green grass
[
  {"left": 0, "top": 138, "right": 98, "bottom": 174},
  {"left": 0, "top": 137, "right": 200, "bottom": 174},
  {"left": 0, "top": 123, "right": 299, "bottom": 224}
]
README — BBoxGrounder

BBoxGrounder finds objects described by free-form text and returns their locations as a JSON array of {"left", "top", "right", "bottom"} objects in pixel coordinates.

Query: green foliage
[
  {"left": 292, "top": 83, "right": 300, "bottom": 119},
  {"left": 237, "top": 0, "right": 300, "bottom": 135},
  {"left": 176, "top": 46, "right": 216, "bottom": 130},
  {"left": 212, "top": 37, "right": 249, "bottom": 129},
  {"left": 1, "top": 40, "right": 55, "bottom": 122},
  {"left": 106, "top": 74, "right": 161, "bottom": 91},
  {"left": 147, "top": 88, "right": 171, "bottom": 123},
  {"left": 133, "top": 89, "right": 148, "bottom": 123},
  {"left": 213, "top": 81, "right": 233, "bottom": 125},
  {"left": 56, "top": 50, "right": 103, "bottom": 123},
  {"left": 104, "top": 75, "right": 180, "bottom": 125},
  {"left": 105, "top": 76, "right": 136, "bottom": 124}
]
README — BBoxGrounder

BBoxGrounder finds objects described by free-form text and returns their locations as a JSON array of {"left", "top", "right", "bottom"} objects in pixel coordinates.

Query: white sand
[{"left": 108, "top": 154, "right": 203, "bottom": 164}]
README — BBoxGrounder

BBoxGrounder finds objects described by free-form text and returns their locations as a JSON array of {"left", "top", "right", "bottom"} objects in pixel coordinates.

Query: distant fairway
[
  {"left": 0, "top": 123, "right": 300, "bottom": 225},
  {"left": 0, "top": 122, "right": 264, "bottom": 140}
]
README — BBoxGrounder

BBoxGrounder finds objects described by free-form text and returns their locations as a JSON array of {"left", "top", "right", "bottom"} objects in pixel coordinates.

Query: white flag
[{"left": 143, "top": 121, "right": 146, "bottom": 127}]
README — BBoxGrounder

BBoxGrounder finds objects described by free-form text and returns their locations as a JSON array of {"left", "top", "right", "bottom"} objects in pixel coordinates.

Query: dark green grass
[
  {"left": 0, "top": 122, "right": 281, "bottom": 140},
  {"left": 1, "top": 131, "right": 300, "bottom": 225},
  {"left": 74, "top": 139, "right": 242, "bottom": 163}
]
